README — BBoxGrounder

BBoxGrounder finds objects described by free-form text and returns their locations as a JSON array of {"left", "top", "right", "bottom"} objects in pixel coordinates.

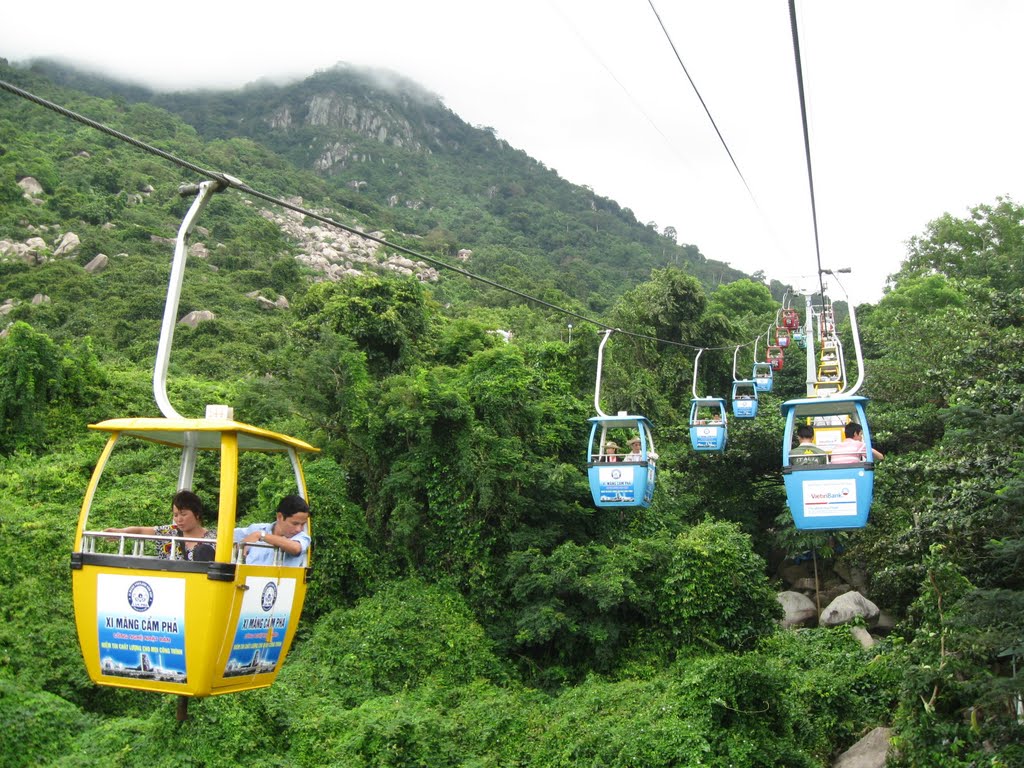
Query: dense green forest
[{"left": 0, "top": 60, "right": 1022, "bottom": 767}]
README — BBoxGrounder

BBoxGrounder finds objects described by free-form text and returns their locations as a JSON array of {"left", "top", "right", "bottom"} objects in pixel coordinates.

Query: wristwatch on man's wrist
[{"left": 259, "top": 531, "right": 267, "bottom": 543}]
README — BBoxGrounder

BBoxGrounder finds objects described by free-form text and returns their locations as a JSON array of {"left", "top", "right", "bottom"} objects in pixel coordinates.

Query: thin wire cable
[
  {"left": 787, "top": 0, "right": 827, "bottom": 303},
  {"left": 548, "top": 0, "right": 701, "bottom": 180},
  {"left": 646, "top": 0, "right": 754, "bottom": 200},
  {"left": 0, "top": 77, "right": 761, "bottom": 353}
]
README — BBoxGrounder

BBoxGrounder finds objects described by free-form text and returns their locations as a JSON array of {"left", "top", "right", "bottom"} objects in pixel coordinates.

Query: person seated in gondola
[
  {"left": 623, "top": 435, "right": 658, "bottom": 462},
  {"left": 601, "top": 441, "right": 620, "bottom": 462},
  {"left": 234, "top": 495, "right": 312, "bottom": 567},
  {"left": 790, "top": 425, "right": 827, "bottom": 466},
  {"left": 623, "top": 436, "right": 643, "bottom": 462},
  {"left": 105, "top": 490, "right": 217, "bottom": 561},
  {"left": 829, "top": 423, "right": 884, "bottom": 464}
]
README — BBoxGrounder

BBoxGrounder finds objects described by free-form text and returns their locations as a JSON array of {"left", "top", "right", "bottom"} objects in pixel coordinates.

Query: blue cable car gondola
[
  {"left": 587, "top": 413, "right": 657, "bottom": 507},
  {"left": 752, "top": 362, "right": 774, "bottom": 393},
  {"left": 689, "top": 349, "right": 727, "bottom": 452},
  {"left": 690, "top": 397, "right": 728, "bottom": 452},
  {"left": 731, "top": 379, "right": 758, "bottom": 419},
  {"left": 781, "top": 395, "right": 875, "bottom": 530},
  {"left": 586, "top": 330, "right": 657, "bottom": 508}
]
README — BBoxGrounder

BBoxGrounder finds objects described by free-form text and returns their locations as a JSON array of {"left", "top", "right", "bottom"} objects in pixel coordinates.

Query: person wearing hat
[
  {"left": 624, "top": 436, "right": 643, "bottom": 462},
  {"left": 625, "top": 435, "right": 658, "bottom": 462},
  {"left": 602, "top": 441, "right": 620, "bottom": 462}
]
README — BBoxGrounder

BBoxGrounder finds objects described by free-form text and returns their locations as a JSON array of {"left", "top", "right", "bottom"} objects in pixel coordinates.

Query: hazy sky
[{"left": 3, "top": 1, "right": 1022, "bottom": 303}]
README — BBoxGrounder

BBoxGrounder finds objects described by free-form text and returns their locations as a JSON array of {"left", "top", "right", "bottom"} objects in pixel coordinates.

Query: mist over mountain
[{"left": 20, "top": 57, "right": 752, "bottom": 310}]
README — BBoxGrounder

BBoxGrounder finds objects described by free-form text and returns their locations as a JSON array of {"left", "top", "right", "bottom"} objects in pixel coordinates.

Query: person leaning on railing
[
  {"left": 104, "top": 490, "right": 216, "bottom": 561},
  {"left": 233, "top": 495, "right": 311, "bottom": 567}
]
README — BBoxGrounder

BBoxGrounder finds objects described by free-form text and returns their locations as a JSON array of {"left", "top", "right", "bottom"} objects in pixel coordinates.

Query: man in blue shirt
[{"left": 234, "top": 495, "right": 311, "bottom": 567}]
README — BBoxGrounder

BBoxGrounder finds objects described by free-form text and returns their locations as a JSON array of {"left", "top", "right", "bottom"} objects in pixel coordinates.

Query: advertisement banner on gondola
[
  {"left": 96, "top": 574, "right": 187, "bottom": 683},
  {"left": 222, "top": 576, "right": 295, "bottom": 677},
  {"left": 597, "top": 465, "right": 636, "bottom": 504},
  {"left": 802, "top": 477, "right": 858, "bottom": 518}
]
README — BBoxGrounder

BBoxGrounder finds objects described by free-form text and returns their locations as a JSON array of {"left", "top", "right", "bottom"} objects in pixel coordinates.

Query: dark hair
[
  {"left": 844, "top": 423, "right": 863, "bottom": 439},
  {"left": 796, "top": 425, "right": 815, "bottom": 440},
  {"left": 171, "top": 490, "right": 205, "bottom": 524},
  {"left": 276, "top": 494, "right": 310, "bottom": 519}
]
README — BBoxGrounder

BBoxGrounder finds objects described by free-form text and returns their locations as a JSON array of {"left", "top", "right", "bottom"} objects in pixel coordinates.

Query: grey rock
[
  {"left": 84, "top": 254, "right": 109, "bottom": 274},
  {"left": 850, "top": 626, "right": 876, "bottom": 649},
  {"left": 820, "top": 591, "right": 880, "bottom": 628},
  {"left": 53, "top": 232, "right": 81, "bottom": 257},
  {"left": 179, "top": 310, "right": 215, "bottom": 328},
  {"left": 777, "top": 591, "right": 818, "bottom": 629},
  {"left": 832, "top": 726, "right": 890, "bottom": 768},
  {"left": 18, "top": 176, "right": 43, "bottom": 198}
]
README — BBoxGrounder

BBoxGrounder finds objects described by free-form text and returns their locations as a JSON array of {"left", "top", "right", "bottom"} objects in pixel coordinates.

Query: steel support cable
[
  {"left": 787, "top": 0, "right": 827, "bottom": 303},
  {"left": 646, "top": 0, "right": 754, "bottom": 200},
  {"left": 0, "top": 77, "right": 761, "bottom": 353}
]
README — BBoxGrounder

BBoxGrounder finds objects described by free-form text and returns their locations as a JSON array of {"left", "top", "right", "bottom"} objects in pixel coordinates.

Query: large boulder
[
  {"left": 84, "top": 254, "right": 108, "bottom": 274},
  {"left": 179, "top": 310, "right": 215, "bottom": 328},
  {"left": 53, "top": 232, "right": 81, "bottom": 257},
  {"left": 18, "top": 176, "right": 43, "bottom": 199},
  {"left": 777, "top": 561, "right": 813, "bottom": 588},
  {"left": 820, "top": 591, "right": 880, "bottom": 628},
  {"left": 832, "top": 726, "right": 891, "bottom": 767},
  {"left": 777, "top": 591, "right": 817, "bottom": 628},
  {"left": 834, "top": 560, "right": 869, "bottom": 591}
]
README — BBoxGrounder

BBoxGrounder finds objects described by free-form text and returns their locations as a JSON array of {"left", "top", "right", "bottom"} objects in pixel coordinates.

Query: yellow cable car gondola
[
  {"left": 71, "top": 413, "right": 318, "bottom": 698},
  {"left": 68, "top": 178, "right": 319, "bottom": 713}
]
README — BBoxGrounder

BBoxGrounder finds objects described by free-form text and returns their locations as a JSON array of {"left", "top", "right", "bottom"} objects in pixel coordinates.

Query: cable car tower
[{"left": 70, "top": 180, "right": 319, "bottom": 717}]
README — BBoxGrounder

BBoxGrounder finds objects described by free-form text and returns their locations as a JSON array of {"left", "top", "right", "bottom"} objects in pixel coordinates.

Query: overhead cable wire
[
  {"left": 644, "top": 1, "right": 804, "bottom": 273},
  {"left": 548, "top": 0, "right": 701, "bottom": 180},
  {"left": 787, "top": 0, "right": 827, "bottom": 303},
  {"left": 646, "top": 0, "right": 754, "bottom": 200},
  {"left": 0, "top": 77, "right": 762, "bottom": 353}
]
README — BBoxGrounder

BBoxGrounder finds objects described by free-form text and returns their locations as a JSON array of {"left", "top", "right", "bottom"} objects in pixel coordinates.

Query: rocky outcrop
[
  {"left": 259, "top": 198, "right": 438, "bottom": 283},
  {"left": 820, "top": 592, "right": 880, "bottom": 628},
  {"left": 53, "top": 232, "right": 81, "bottom": 257},
  {"left": 18, "top": 176, "right": 44, "bottom": 203},
  {"left": 777, "top": 591, "right": 817, "bottom": 629},
  {"left": 832, "top": 726, "right": 891, "bottom": 767},
  {"left": 84, "top": 254, "right": 108, "bottom": 274},
  {"left": 179, "top": 310, "right": 215, "bottom": 328},
  {"left": 246, "top": 291, "right": 290, "bottom": 310},
  {"left": 774, "top": 552, "right": 893, "bottom": 639}
]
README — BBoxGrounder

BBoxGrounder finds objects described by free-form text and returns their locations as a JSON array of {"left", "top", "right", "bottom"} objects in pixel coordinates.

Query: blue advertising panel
[
  {"left": 222, "top": 576, "right": 296, "bottom": 677},
  {"left": 97, "top": 574, "right": 187, "bottom": 684}
]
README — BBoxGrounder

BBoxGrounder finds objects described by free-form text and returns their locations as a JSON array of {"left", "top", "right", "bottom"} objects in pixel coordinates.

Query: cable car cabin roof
[
  {"left": 89, "top": 417, "right": 320, "bottom": 454},
  {"left": 587, "top": 414, "right": 653, "bottom": 430},
  {"left": 780, "top": 395, "right": 869, "bottom": 418},
  {"left": 691, "top": 397, "right": 726, "bottom": 407}
]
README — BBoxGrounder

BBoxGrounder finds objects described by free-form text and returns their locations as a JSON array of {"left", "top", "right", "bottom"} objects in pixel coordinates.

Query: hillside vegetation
[{"left": 0, "top": 59, "right": 1021, "bottom": 766}]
